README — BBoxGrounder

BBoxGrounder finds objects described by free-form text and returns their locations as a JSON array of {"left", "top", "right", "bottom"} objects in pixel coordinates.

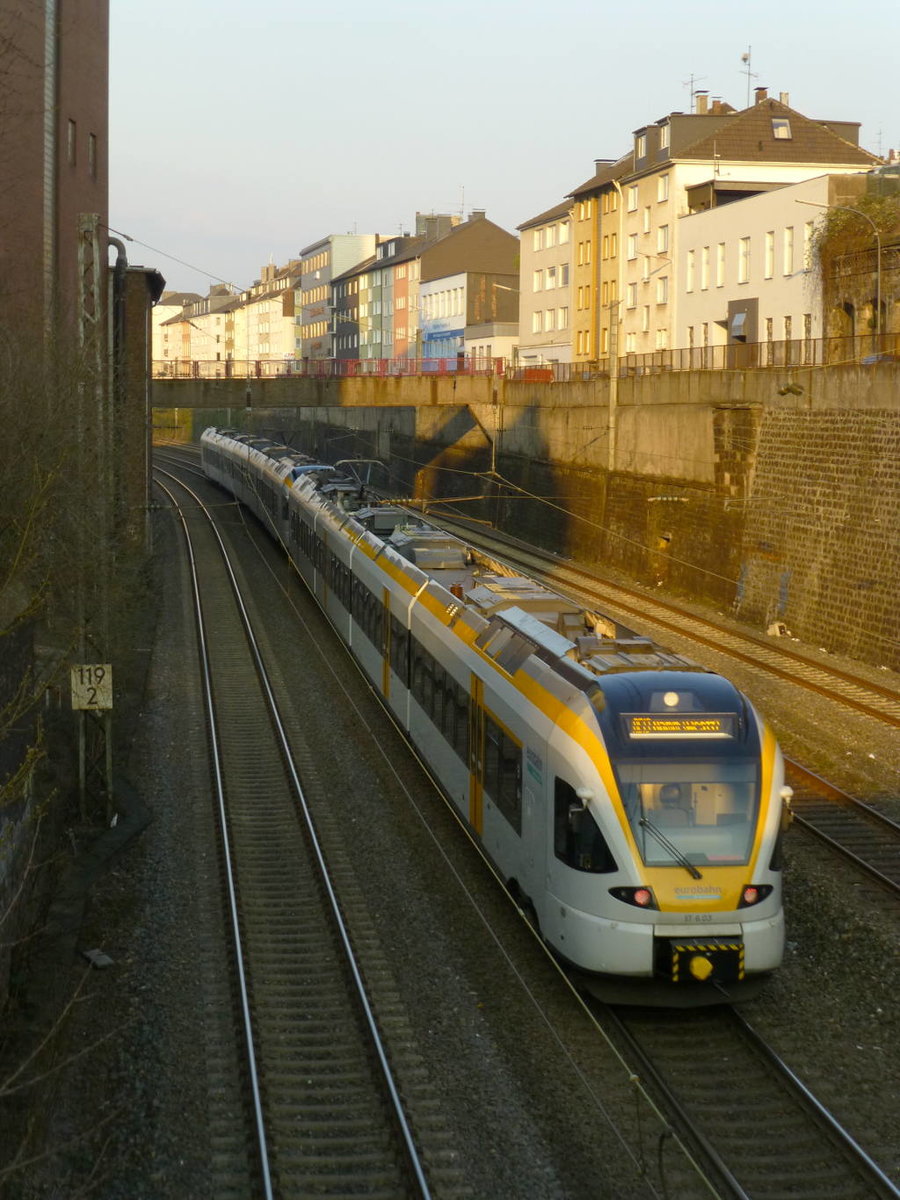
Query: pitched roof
[
  {"left": 676, "top": 98, "right": 878, "bottom": 167},
  {"left": 568, "top": 154, "right": 631, "bottom": 198},
  {"left": 518, "top": 198, "right": 572, "bottom": 231}
]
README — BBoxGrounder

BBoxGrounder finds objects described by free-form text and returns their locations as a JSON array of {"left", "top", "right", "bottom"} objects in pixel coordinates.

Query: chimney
[
  {"left": 469, "top": 209, "right": 486, "bottom": 221},
  {"left": 779, "top": 91, "right": 790, "bottom": 106},
  {"left": 695, "top": 90, "right": 709, "bottom": 115},
  {"left": 755, "top": 86, "right": 768, "bottom": 105}
]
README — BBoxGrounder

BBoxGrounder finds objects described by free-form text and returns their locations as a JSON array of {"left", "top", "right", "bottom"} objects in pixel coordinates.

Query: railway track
[
  {"left": 786, "top": 761, "right": 900, "bottom": 897},
  {"left": 156, "top": 443, "right": 899, "bottom": 1196},
  {"left": 602, "top": 1003, "right": 900, "bottom": 1200},
  {"left": 157, "top": 469, "right": 439, "bottom": 1199}
]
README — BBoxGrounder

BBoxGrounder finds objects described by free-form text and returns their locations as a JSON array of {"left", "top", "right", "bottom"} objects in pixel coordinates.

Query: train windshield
[{"left": 617, "top": 761, "right": 760, "bottom": 867}]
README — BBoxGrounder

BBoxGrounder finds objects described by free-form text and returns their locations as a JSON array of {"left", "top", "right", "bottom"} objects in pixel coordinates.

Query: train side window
[
  {"left": 554, "top": 778, "right": 617, "bottom": 873},
  {"left": 453, "top": 681, "right": 469, "bottom": 762},
  {"left": 485, "top": 714, "right": 522, "bottom": 834},
  {"left": 390, "top": 615, "right": 408, "bottom": 682}
]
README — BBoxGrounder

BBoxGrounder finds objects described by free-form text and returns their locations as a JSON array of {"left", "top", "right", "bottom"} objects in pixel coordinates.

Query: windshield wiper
[{"left": 639, "top": 818, "right": 703, "bottom": 879}]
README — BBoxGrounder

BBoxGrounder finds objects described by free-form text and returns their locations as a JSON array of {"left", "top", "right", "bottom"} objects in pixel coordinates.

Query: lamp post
[{"left": 797, "top": 199, "right": 881, "bottom": 338}]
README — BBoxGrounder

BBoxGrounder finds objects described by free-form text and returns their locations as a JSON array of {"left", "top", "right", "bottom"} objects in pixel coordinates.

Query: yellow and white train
[{"left": 201, "top": 426, "right": 791, "bottom": 1004}]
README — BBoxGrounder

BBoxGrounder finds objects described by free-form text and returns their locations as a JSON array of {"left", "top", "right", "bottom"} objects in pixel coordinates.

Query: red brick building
[{"left": 0, "top": 0, "right": 109, "bottom": 339}]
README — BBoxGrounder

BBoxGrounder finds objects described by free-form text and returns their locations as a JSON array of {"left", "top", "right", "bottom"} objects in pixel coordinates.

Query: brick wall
[{"left": 735, "top": 409, "right": 900, "bottom": 666}]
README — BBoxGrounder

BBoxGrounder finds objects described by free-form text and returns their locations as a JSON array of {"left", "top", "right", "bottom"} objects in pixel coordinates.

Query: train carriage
[{"left": 200, "top": 427, "right": 790, "bottom": 1004}]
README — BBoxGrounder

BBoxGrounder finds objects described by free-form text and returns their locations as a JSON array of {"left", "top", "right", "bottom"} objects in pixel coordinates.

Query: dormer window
[
  {"left": 636, "top": 133, "right": 647, "bottom": 158},
  {"left": 772, "top": 118, "right": 792, "bottom": 139},
  {"left": 658, "top": 123, "right": 670, "bottom": 150}
]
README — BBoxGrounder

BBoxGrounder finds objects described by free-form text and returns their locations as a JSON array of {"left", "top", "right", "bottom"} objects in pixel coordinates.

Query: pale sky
[{"left": 109, "top": 0, "right": 899, "bottom": 295}]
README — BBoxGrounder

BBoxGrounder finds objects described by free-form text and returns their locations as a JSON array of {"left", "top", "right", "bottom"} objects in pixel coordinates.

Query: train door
[{"left": 468, "top": 675, "right": 484, "bottom": 835}]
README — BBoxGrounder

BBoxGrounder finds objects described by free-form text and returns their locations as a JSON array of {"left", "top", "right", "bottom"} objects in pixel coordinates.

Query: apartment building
[
  {"left": 298, "top": 234, "right": 378, "bottom": 359},
  {"left": 614, "top": 89, "right": 879, "bottom": 357},
  {"left": 676, "top": 174, "right": 836, "bottom": 360},
  {"left": 152, "top": 291, "right": 202, "bottom": 363},
  {"left": 566, "top": 159, "right": 630, "bottom": 363},
  {"left": 333, "top": 212, "right": 517, "bottom": 363},
  {"left": 517, "top": 200, "right": 573, "bottom": 365}
]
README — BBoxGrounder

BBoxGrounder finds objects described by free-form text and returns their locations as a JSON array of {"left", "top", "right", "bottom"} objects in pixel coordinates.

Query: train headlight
[
  {"left": 609, "top": 886, "right": 658, "bottom": 910},
  {"left": 738, "top": 884, "right": 773, "bottom": 908}
]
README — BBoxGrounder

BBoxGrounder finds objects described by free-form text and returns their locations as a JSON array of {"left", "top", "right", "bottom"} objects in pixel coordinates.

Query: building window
[
  {"left": 625, "top": 332, "right": 636, "bottom": 352},
  {"left": 67, "top": 119, "right": 77, "bottom": 165},
  {"left": 88, "top": 133, "right": 97, "bottom": 179},
  {"left": 738, "top": 237, "right": 750, "bottom": 283},
  {"left": 772, "top": 118, "right": 792, "bottom": 139},
  {"left": 686, "top": 249, "right": 695, "bottom": 293},
  {"left": 657, "top": 225, "right": 669, "bottom": 254},
  {"left": 532, "top": 229, "right": 543, "bottom": 252},
  {"left": 560, "top": 264, "right": 569, "bottom": 286},
  {"left": 656, "top": 276, "right": 668, "bottom": 305},
  {"left": 546, "top": 266, "right": 557, "bottom": 289},
  {"left": 558, "top": 307, "right": 568, "bottom": 329},
  {"left": 700, "top": 246, "right": 710, "bottom": 290},
  {"left": 609, "top": 233, "right": 617, "bottom": 257},
  {"left": 602, "top": 235, "right": 609, "bottom": 259},
  {"left": 545, "top": 224, "right": 557, "bottom": 248},
  {"left": 636, "top": 133, "right": 647, "bottom": 158},
  {"left": 643, "top": 206, "right": 651, "bottom": 234},
  {"left": 533, "top": 269, "right": 543, "bottom": 292},
  {"left": 584, "top": 240, "right": 592, "bottom": 264},
  {"left": 764, "top": 231, "right": 775, "bottom": 279},
  {"left": 655, "top": 328, "right": 668, "bottom": 349},
  {"left": 716, "top": 242, "right": 725, "bottom": 287},
  {"left": 626, "top": 282, "right": 637, "bottom": 308},
  {"left": 641, "top": 305, "right": 650, "bottom": 332},
  {"left": 783, "top": 226, "right": 794, "bottom": 275},
  {"left": 545, "top": 308, "right": 556, "bottom": 331},
  {"left": 559, "top": 220, "right": 570, "bottom": 244},
  {"left": 600, "top": 327, "right": 609, "bottom": 354},
  {"left": 627, "top": 185, "right": 638, "bottom": 212},
  {"left": 659, "top": 125, "right": 670, "bottom": 151},
  {"left": 784, "top": 315, "right": 792, "bottom": 340},
  {"left": 657, "top": 173, "right": 669, "bottom": 201},
  {"left": 627, "top": 233, "right": 638, "bottom": 261}
]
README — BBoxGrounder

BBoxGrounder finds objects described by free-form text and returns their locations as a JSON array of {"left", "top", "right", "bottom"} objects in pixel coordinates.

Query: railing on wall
[
  {"left": 153, "top": 333, "right": 899, "bottom": 382},
  {"left": 152, "top": 356, "right": 507, "bottom": 380}
]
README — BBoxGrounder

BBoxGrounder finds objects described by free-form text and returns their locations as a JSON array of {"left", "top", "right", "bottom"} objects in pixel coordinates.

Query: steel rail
[
  {"left": 155, "top": 476, "right": 274, "bottom": 1200},
  {"left": 157, "top": 467, "right": 433, "bottom": 1198}
]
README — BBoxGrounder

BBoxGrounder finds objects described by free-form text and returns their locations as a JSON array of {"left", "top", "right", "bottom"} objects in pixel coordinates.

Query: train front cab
[{"left": 536, "top": 672, "right": 787, "bottom": 999}]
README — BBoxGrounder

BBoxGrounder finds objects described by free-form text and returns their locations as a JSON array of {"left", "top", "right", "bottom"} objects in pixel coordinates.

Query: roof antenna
[
  {"left": 683, "top": 73, "right": 708, "bottom": 112},
  {"left": 740, "top": 46, "right": 758, "bottom": 108}
]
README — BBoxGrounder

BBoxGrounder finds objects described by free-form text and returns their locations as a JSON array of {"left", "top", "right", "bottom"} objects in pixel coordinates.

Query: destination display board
[{"left": 625, "top": 713, "right": 735, "bottom": 739}]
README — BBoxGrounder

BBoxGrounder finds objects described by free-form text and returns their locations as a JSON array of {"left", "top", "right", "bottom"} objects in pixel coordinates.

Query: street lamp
[{"left": 797, "top": 199, "right": 881, "bottom": 337}]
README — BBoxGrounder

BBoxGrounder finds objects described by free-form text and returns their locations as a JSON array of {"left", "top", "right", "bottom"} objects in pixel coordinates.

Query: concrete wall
[{"left": 157, "top": 361, "right": 900, "bottom": 670}]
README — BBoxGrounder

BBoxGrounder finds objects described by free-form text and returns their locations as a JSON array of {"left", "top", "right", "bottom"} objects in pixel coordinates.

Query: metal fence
[{"left": 153, "top": 333, "right": 898, "bottom": 383}]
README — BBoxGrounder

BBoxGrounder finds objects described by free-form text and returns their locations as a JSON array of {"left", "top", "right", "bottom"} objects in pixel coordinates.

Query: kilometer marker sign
[{"left": 70, "top": 664, "right": 113, "bottom": 710}]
